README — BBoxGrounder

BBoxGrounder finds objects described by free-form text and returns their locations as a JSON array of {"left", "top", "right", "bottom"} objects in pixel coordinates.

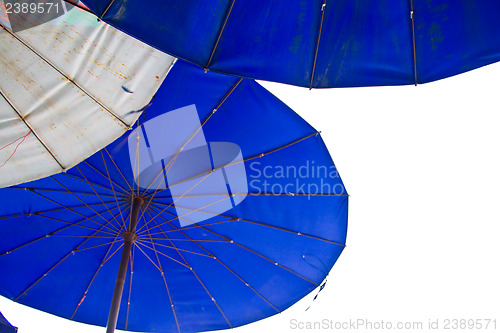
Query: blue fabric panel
[
  {"left": 0, "top": 60, "right": 348, "bottom": 332},
  {"left": 0, "top": 311, "right": 17, "bottom": 332},
  {"left": 312, "top": 0, "right": 414, "bottom": 87},
  {"left": 98, "top": 0, "right": 231, "bottom": 67},
  {"left": 414, "top": 0, "right": 500, "bottom": 83},
  {"left": 81, "top": 0, "right": 500, "bottom": 87}
]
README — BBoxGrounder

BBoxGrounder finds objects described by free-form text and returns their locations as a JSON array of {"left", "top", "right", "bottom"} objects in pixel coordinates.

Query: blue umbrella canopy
[
  {"left": 77, "top": 0, "right": 500, "bottom": 88},
  {"left": 0, "top": 310, "right": 17, "bottom": 333},
  {"left": 0, "top": 61, "right": 348, "bottom": 332}
]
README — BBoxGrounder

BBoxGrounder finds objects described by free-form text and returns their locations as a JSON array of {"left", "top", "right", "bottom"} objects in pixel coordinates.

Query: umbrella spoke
[
  {"left": 104, "top": 148, "right": 134, "bottom": 193},
  {"left": 71, "top": 231, "right": 123, "bottom": 320},
  {"left": 136, "top": 239, "right": 212, "bottom": 258},
  {"left": 145, "top": 238, "right": 227, "bottom": 242},
  {"left": 140, "top": 224, "right": 181, "bottom": 333},
  {"left": 10, "top": 186, "right": 126, "bottom": 199},
  {"left": 98, "top": 0, "right": 115, "bottom": 19},
  {"left": 36, "top": 202, "right": 130, "bottom": 237},
  {"left": 138, "top": 78, "right": 243, "bottom": 199},
  {"left": 149, "top": 201, "right": 346, "bottom": 246},
  {"left": 144, "top": 223, "right": 233, "bottom": 237},
  {"left": 1, "top": 21, "right": 128, "bottom": 127},
  {"left": 144, "top": 209, "right": 281, "bottom": 313},
  {"left": 76, "top": 165, "right": 124, "bottom": 231},
  {"left": 14, "top": 209, "right": 126, "bottom": 301},
  {"left": 103, "top": 243, "right": 124, "bottom": 265},
  {"left": 86, "top": 158, "right": 129, "bottom": 195},
  {"left": 143, "top": 131, "right": 319, "bottom": 201},
  {"left": 151, "top": 192, "right": 347, "bottom": 200},
  {"left": 0, "top": 202, "right": 129, "bottom": 257},
  {"left": 0, "top": 200, "right": 123, "bottom": 221},
  {"left": 143, "top": 217, "right": 236, "bottom": 236},
  {"left": 116, "top": 205, "right": 133, "bottom": 236},
  {"left": 309, "top": 0, "right": 327, "bottom": 89},
  {"left": 410, "top": 0, "right": 418, "bottom": 85},
  {"left": 60, "top": 172, "right": 126, "bottom": 196},
  {"left": 137, "top": 195, "right": 231, "bottom": 235},
  {"left": 33, "top": 184, "right": 121, "bottom": 234},
  {"left": 132, "top": 121, "right": 141, "bottom": 196},
  {"left": 133, "top": 241, "right": 168, "bottom": 272},
  {"left": 142, "top": 210, "right": 233, "bottom": 329},
  {"left": 134, "top": 240, "right": 197, "bottom": 268},
  {"left": 101, "top": 150, "right": 128, "bottom": 228},
  {"left": 147, "top": 205, "right": 323, "bottom": 286},
  {"left": 50, "top": 235, "right": 118, "bottom": 239},
  {"left": 205, "top": 0, "right": 236, "bottom": 70},
  {"left": 76, "top": 240, "right": 121, "bottom": 252},
  {"left": 0, "top": 76, "right": 65, "bottom": 171},
  {"left": 27, "top": 215, "right": 115, "bottom": 236},
  {"left": 245, "top": 192, "right": 348, "bottom": 197}
]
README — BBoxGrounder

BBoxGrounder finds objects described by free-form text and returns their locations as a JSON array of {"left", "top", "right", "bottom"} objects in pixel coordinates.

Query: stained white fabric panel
[{"left": 0, "top": 5, "right": 176, "bottom": 188}]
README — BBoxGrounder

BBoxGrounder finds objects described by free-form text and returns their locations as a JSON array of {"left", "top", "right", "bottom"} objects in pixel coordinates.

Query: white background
[{"left": 1, "top": 62, "right": 499, "bottom": 332}]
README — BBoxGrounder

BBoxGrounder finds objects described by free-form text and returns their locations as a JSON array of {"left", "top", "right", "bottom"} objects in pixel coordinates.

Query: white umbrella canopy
[{"left": 0, "top": 2, "right": 176, "bottom": 188}]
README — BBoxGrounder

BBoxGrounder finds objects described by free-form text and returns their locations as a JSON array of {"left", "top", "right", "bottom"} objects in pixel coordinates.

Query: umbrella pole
[{"left": 106, "top": 196, "right": 144, "bottom": 333}]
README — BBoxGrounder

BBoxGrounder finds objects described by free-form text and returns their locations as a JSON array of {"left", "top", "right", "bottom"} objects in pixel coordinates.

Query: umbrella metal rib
[
  {"left": 137, "top": 78, "right": 243, "bottom": 206},
  {"left": 76, "top": 164, "right": 127, "bottom": 208},
  {"left": 137, "top": 194, "right": 231, "bottom": 236},
  {"left": 0, "top": 201, "right": 129, "bottom": 261},
  {"left": 147, "top": 201, "right": 345, "bottom": 247},
  {"left": 99, "top": 0, "right": 116, "bottom": 19},
  {"left": 141, "top": 211, "right": 232, "bottom": 331},
  {"left": 152, "top": 192, "right": 348, "bottom": 199},
  {"left": 135, "top": 77, "right": 243, "bottom": 203},
  {"left": 87, "top": 158, "right": 130, "bottom": 195},
  {"left": 0, "top": 199, "right": 119, "bottom": 221},
  {"left": 71, "top": 235, "right": 121, "bottom": 319},
  {"left": 205, "top": 0, "right": 237, "bottom": 70},
  {"left": 140, "top": 223, "right": 181, "bottom": 333},
  {"left": 73, "top": 168, "right": 128, "bottom": 231},
  {"left": 146, "top": 204, "right": 320, "bottom": 286},
  {"left": 14, "top": 208, "right": 126, "bottom": 302},
  {"left": 29, "top": 188, "right": 121, "bottom": 234},
  {"left": 133, "top": 242, "right": 163, "bottom": 272},
  {"left": 100, "top": 150, "right": 130, "bottom": 228},
  {"left": 142, "top": 131, "right": 319, "bottom": 202},
  {"left": 50, "top": 176, "right": 123, "bottom": 233},
  {"left": 136, "top": 129, "right": 320, "bottom": 235},
  {"left": 143, "top": 209, "right": 281, "bottom": 314},
  {"left": 133, "top": 241, "right": 193, "bottom": 269},
  {"left": 60, "top": 172, "right": 127, "bottom": 196},
  {"left": 11, "top": 186, "right": 125, "bottom": 200},
  {"left": 310, "top": 0, "right": 327, "bottom": 89},
  {"left": 0, "top": 83, "right": 64, "bottom": 170},
  {"left": 0, "top": 68, "right": 345, "bottom": 331},
  {"left": 0, "top": 23, "right": 129, "bottom": 128},
  {"left": 135, "top": 240, "right": 213, "bottom": 258},
  {"left": 410, "top": 0, "right": 418, "bottom": 85},
  {"left": 104, "top": 148, "right": 134, "bottom": 193},
  {"left": 141, "top": 218, "right": 238, "bottom": 236},
  {"left": 76, "top": 240, "right": 122, "bottom": 252}
]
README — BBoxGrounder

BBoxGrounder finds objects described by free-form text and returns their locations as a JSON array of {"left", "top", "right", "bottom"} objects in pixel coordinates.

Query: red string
[{"left": 0, "top": 131, "right": 32, "bottom": 168}]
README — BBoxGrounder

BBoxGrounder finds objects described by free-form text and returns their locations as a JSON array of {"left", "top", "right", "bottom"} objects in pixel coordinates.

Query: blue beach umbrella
[
  {"left": 0, "top": 310, "right": 17, "bottom": 333},
  {"left": 0, "top": 61, "right": 348, "bottom": 333},
  {"left": 75, "top": 0, "right": 500, "bottom": 88}
]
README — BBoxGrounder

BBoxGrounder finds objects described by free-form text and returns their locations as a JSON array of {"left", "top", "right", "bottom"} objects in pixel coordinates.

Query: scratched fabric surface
[
  {"left": 81, "top": 0, "right": 500, "bottom": 88},
  {"left": 0, "top": 4, "right": 174, "bottom": 188}
]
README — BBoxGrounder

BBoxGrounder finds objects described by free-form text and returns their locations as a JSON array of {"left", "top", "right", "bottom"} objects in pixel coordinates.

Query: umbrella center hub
[{"left": 121, "top": 231, "right": 137, "bottom": 243}]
